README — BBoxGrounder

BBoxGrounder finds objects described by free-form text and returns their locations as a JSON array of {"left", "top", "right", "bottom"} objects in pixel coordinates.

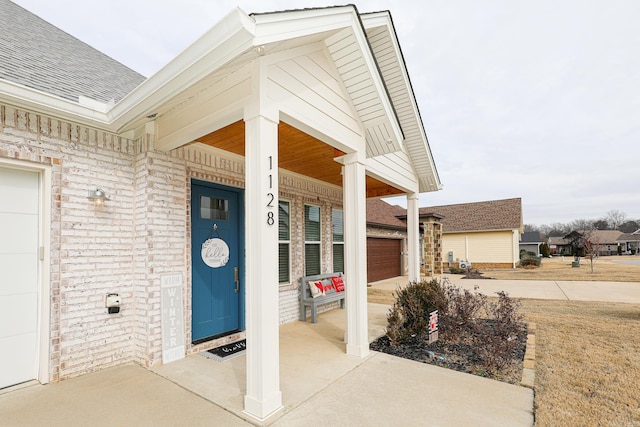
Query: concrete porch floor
[{"left": 1, "top": 293, "right": 534, "bottom": 426}]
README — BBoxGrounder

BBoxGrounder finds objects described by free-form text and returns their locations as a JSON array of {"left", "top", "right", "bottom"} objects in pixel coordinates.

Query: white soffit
[{"left": 361, "top": 12, "right": 442, "bottom": 193}]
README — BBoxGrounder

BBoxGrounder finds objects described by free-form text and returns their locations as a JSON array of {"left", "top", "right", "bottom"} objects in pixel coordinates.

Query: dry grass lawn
[
  {"left": 368, "top": 256, "right": 640, "bottom": 426},
  {"left": 522, "top": 299, "right": 640, "bottom": 426},
  {"left": 484, "top": 255, "right": 640, "bottom": 282}
]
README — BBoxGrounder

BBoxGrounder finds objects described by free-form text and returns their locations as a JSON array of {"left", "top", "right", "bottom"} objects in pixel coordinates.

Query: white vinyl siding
[{"left": 442, "top": 231, "right": 518, "bottom": 264}]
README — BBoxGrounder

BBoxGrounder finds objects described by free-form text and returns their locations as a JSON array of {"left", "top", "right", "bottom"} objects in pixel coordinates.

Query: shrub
[
  {"left": 540, "top": 243, "right": 551, "bottom": 257},
  {"left": 442, "top": 284, "right": 486, "bottom": 341},
  {"left": 477, "top": 291, "right": 525, "bottom": 372},
  {"left": 386, "top": 279, "right": 447, "bottom": 346},
  {"left": 385, "top": 279, "right": 525, "bottom": 376},
  {"left": 519, "top": 256, "right": 541, "bottom": 267}
]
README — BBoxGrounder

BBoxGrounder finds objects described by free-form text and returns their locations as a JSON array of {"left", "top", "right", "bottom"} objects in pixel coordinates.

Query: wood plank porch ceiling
[{"left": 195, "top": 120, "right": 404, "bottom": 198}]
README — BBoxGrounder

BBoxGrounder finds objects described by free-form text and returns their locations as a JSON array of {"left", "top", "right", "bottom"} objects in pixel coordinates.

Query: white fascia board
[
  {"left": 361, "top": 12, "right": 443, "bottom": 192},
  {"left": 110, "top": 8, "right": 256, "bottom": 132},
  {"left": 0, "top": 80, "right": 111, "bottom": 130}
]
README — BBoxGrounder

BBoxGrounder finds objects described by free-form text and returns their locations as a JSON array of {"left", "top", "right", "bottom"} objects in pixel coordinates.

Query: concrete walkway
[
  {"left": 0, "top": 300, "right": 534, "bottom": 427},
  {"left": 371, "top": 275, "right": 640, "bottom": 304}
]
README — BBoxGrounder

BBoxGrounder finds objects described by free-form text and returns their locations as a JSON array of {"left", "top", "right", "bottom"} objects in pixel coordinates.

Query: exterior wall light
[{"left": 87, "top": 188, "right": 110, "bottom": 204}]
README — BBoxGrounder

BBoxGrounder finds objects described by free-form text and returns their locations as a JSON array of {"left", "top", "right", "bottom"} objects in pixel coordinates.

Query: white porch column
[
  {"left": 407, "top": 192, "right": 420, "bottom": 282},
  {"left": 243, "top": 111, "right": 283, "bottom": 420},
  {"left": 342, "top": 152, "right": 369, "bottom": 358}
]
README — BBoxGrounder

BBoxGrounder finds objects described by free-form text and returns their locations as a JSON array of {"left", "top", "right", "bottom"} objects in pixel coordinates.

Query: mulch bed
[{"left": 370, "top": 320, "right": 528, "bottom": 384}]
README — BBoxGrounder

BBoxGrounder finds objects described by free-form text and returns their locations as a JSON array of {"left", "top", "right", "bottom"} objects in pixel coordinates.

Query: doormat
[{"left": 200, "top": 339, "right": 246, "bottom": 362}]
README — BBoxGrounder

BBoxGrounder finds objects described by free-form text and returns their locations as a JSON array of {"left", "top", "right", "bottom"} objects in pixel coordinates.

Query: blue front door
[{"left": 191, "top": 181, "right": 243, "bottom": 342}]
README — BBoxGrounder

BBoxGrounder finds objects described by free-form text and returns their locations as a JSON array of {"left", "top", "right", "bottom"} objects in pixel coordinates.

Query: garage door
[
  {"left": 367, "top": 238, "right": 401, "bottom": 282},
  {"left": 0, "top": 167, "right": 40, "bottom": 389}
]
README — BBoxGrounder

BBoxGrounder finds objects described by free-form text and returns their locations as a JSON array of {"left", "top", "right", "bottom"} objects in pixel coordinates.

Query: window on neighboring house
[
  {"left": 304, "top": 204, "right": 321, "bottom": 276},
  {"left": 278, "top": 200, "right": 290, "bottom": 283},
  {"left": 332, "top": 209, "right": 344, "bottom": 273}
]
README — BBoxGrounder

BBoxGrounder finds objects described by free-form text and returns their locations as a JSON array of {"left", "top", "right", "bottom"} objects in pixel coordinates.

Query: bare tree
[
  {"left": 581, "top": 230, "right": 601, "bottom": 273},
  {"left": 539, "top": 223, "right": 571, "bottom": 239},
  {"left": 606, "top": 210, "right": 628, "bottom": 230},
  {"left": 593, "top": 219, "right": 609, "bottom": 230},
  {"left": 620, "top": 220, "right": 640, "bottom": 233},
  {"left": 570, "top": 218, "right": 594, "bottom": 231}
]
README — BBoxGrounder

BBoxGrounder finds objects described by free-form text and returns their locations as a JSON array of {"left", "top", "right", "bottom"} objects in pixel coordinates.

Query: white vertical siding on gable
[
  {"left": 325, "top": 28, "right": 401, "bottom": 156},
  {"left": 267, "top": 49, "right": 364, "bottom": 150}
]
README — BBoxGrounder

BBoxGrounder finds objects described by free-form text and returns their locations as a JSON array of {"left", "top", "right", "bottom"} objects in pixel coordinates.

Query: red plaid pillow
[{"left": 331, "top": 276, "right": 345, "bottom": 292}]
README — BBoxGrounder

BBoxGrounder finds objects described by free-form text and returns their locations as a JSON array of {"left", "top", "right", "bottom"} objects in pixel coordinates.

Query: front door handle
[{"left": 234, "top": 267, "right": 239, "bottom": 293}]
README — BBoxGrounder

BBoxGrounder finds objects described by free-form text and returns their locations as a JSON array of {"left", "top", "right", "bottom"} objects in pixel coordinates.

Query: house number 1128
[{"left": 267, "top": 155, "right": 275, "bottom": 225}]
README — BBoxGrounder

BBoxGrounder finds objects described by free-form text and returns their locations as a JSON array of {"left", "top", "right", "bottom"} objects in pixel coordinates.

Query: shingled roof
[
  {"left": 366, "top": 199, "right": 407, "bottom": 229},
  {"left": 520, "top": 231, "right": 542, "bottom": 243},
  {"left": 419, "top": 198, "right": 523, "bottom": 233},
  {"left": 366, "top": 197, "right": 523, "bottom": 234},
  {"left": 0, "top": 0, "right": 145, "bottom": 103}
]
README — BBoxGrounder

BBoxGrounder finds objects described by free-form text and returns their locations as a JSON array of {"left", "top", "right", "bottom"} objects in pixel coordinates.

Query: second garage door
[
  {"left": 367, "top": 238, "right": 401, "bottom": 283},
  {"left": 0, "top": 166, "right": 40, "bottom": 389}
]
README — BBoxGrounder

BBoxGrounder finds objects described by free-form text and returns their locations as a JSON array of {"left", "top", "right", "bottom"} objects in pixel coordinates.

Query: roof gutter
[{"left": 0, "top": 80, "right": 112, "bottom": 131}]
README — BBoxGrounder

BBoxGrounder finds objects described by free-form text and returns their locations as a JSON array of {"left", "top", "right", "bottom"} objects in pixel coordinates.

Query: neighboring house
[
  {"left": 520, "top": 231, "right": 543, "bottom": 257},
  {"left": 563, "top": 230, "right": 625, "bottom": 256},
  {"left": 422, "top": 198, "right": 523, "bottom": 269},
  {"left": 366, "top": 198, "right": 523, "bottom": 273},
  {"left": 0, "top": 2, "right": 442, "bottom": 420},
  {"left": 617, "top": 230, "right": 640, "bottom": 254},
  {"left": 548, "top": 236, "right": 571, "bottom": 255}
]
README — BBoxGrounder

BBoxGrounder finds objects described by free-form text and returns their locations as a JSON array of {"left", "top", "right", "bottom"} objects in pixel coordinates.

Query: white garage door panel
[
  {"left": 0, "top": 254, "right": 38, "bottom": 296},
  {"left": 0, "top": 168, "right": 39, "bottom": 214},
  {"left": 0, "top": 213, "right": 39, "bottom": 254},
  {"left": 0, "top": 166, "right": 40, "bottom": 389},
  {"left": 0, "top": 333, "right": 37, "bottom": 387},
  {"left": 0, "top": 294, "right": 38, "bottom": 337}
]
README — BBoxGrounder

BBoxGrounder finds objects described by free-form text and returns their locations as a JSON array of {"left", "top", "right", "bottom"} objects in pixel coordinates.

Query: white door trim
[{"left": 0, "top": 158, "right": 51, "bottom": 385}]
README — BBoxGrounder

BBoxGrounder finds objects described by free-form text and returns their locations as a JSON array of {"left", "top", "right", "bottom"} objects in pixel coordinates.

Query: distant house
[
  {"left": 563, "top": 230, "right": 625, "bottom": 256},
  {"left": 617, "top": 230, "right": 640, "bottom": 254},
  {"left": 520, "top": 231, "right": 543, "bottom": 256},
  {"left": 366, "top": 198, "right": 523, "bottom": 273},
  {"left": 548, "top": 236, "right": 570, "bottom": 255},
  {"left": 423, "top": 198, "right": 523, "bottom": 269}
]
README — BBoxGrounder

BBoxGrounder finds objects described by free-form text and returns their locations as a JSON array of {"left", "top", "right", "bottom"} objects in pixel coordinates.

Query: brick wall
[
  {"left": 1, "top": 104, "right": 136, "bottom": 381},
  {"left": 1, "top": 104, "right": 348, "bottom": 378}
]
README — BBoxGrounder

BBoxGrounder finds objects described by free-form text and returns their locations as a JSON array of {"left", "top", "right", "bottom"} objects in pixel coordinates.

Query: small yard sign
[{"left": 429, "top": 310, "right": 439, "bottom": 344}]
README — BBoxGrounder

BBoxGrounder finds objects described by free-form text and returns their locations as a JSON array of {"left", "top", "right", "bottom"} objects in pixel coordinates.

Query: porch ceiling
[{"left": 195, "top": 120, "right": 404, "bottom": 198}]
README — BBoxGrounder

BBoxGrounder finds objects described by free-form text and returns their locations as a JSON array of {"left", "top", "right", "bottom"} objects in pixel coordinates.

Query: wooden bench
[{"left": 299, "top": 272, "right": 345, "bottom": 323}]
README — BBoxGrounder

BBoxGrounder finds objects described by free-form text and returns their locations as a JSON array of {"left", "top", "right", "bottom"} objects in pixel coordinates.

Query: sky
[{"left": 12, "top": 0, "right": 640, "bottom": 226}]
